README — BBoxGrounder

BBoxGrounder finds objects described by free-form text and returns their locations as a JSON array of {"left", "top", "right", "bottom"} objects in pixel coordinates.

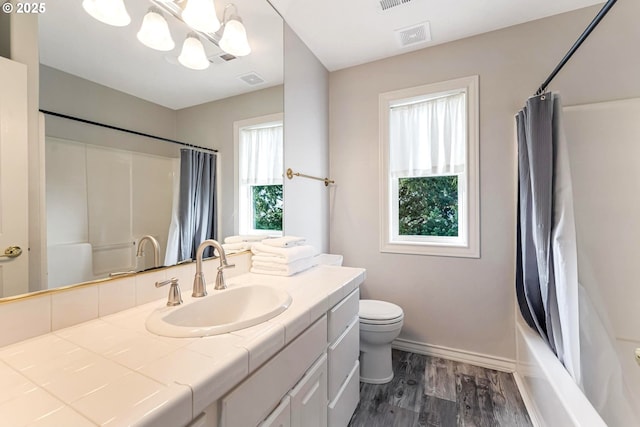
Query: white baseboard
[
  {"left": 512, "top": 371, "right": 543, "bottom": 427},
  {"left": 392, "top": 338, "right": 516, "bottom": 373}
]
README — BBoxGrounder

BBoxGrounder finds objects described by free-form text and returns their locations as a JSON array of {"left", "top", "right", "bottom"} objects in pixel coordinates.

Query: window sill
[{"left": 379, "top": 241, "right": 479, "bottom": 258}]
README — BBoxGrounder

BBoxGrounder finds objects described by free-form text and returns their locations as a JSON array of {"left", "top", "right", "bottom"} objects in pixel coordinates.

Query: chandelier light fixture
[
  {"left": 178, "top": 33, "right": 210, "bottom": 70},
  {"left": 219, "top": 4, "right": 250, "bottom": 57},
  {"left": 82, "top": 0, "right": 252, "bottom": 70},
  {"left": 82, "top": 0, "right": 131, "bottom": 27},
  {"left": 181, "top": 0, "right": 221, "bottom": 33},
  {"left": 137, "top": 8, "right": 175, "bottom": 51}
]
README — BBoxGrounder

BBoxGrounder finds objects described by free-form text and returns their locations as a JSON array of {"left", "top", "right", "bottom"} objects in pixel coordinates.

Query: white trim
[
  {"left": 512, "top": 371, "right": 544, "bottom": 427},
  {"left": 392, "top": 337, "right": 516, "bottom": 373},
  {"left": 378, "top": 75, "right": 480, "bottom": 258}
]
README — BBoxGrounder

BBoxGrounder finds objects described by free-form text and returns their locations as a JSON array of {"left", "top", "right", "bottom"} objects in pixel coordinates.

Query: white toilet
[{"left": 358, "top": 299, "right": 404, "bottom": 384}]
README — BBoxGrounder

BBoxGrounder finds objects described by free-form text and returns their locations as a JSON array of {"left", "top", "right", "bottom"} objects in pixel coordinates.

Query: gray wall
[
  {"left": 283, "top": 24, "right": 330, "bottom": 252},
  {"left": 40, "top": 65, "right": 177, "bottom": 140},
  {"left": 329, "top": 2, "right": 640, "bottom": 359}
]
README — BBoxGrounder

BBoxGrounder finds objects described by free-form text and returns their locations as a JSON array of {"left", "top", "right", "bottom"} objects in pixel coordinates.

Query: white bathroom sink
[{"left": 146, "top": 285, "right": 292, "bottom": 338}]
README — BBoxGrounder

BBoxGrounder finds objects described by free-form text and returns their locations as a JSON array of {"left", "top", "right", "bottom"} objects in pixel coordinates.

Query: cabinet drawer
[
  {"left": 328, "top": 289, "right": 359, "bottom": 344},
  {"left": 328, "top": 361, "right": 360, "bottom": 427},
  {"left": 185, "top": 413, "right": 207, "bottom": 427},
  {"left": 221, "top": 315, "right": 327, "bottom": 427},
  {"left": 328, "top": 317, "right": 359, "bottom": 401},
  {"left": 258, "top": 396, "right": 291, "bottom": 427}
]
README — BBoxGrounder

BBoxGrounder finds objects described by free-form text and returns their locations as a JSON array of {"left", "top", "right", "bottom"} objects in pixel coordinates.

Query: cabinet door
[
  {"left": 221, "top": 316, "right": 327, "bottom": 426},
  {"left": 259, "top": 396, "right": 291, "bottom": 427},
  {"left": 289, "top": 353, "right": 328, "bottom": 427}
]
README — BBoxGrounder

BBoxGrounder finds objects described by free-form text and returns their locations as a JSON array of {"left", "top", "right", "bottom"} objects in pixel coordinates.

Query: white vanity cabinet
[
  {"left": 196, "top": 285, "right": 361, "bottom": 427},
  {"left": 220, "top": 316, "right": 327, "bottom": 427},
  {"left": 289, "top": 353, "right": 328, "bottom": 427},
  {"left": 326, "top": 289, "right": 360, "bottom": 427},
  {"left": 258, "top": 396, "right": 291, "bottom": 427}
]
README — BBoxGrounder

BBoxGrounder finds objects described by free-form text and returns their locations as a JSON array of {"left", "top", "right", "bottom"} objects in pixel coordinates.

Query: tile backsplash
[{"left": 0, "top": 252, "right": 252, "bottom": 348}]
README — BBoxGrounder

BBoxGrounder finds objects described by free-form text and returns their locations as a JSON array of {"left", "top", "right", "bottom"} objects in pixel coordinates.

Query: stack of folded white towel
[
  {"left": 251, "top": 236, "right": 318, "bottom": 276},
  {"left": 222, "top": 235, "right": 267, "bottom": 254}
]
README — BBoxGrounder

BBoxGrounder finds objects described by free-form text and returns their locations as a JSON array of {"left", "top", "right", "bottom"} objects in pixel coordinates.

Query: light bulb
[
  {"left": 82, "top": 0, "right": 130, "bottom": 27},
  {"left": 219, "top": 18, "right": 251, "bottom": 57},
  {"left": 182, "top": 0, "right": 220, "bottom": 33},
  {"left": 178, "top": 36, "right": 210, "bottom": 70},
  {"left": 137, "top": 10, "right": 175, "bottom": 51}
]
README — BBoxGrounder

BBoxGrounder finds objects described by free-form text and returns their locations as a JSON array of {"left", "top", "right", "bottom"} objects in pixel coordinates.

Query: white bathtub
[{"left": 515, "top": 320, "right": 606, "bottom": 427}]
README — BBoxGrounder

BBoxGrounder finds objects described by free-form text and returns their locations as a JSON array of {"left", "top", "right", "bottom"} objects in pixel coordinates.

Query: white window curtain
[
  {"left": 238, "top": 123, "right": 283, "bottom": 234},
  {"left": 389, "top": 92, "right": 466, "bottom": 178},
  {"left": 239, "top": 124, "right": 283, "bottom": 186}
]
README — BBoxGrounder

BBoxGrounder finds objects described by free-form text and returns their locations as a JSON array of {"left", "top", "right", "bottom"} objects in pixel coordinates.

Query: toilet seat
[{"left": 359, "top": 300, "right": 404, "bottom": 324}]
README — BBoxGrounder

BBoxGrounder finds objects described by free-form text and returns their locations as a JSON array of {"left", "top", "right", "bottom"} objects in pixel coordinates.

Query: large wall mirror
[{"left": 2, "top": 0, "right": 284, "bottom": 299}]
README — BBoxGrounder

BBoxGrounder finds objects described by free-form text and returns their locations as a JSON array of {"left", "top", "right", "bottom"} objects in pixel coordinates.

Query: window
[
  {"left": 379, "top": 76, "right": 479, "bottom": 257},
  {"left": 235, "top": 114, "right": 284, "bottom": 235}
]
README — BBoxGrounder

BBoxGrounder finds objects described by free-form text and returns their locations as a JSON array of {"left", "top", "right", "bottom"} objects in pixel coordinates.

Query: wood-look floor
[{"left": 348, "top": 349, "right": 533, "bottom": 427}]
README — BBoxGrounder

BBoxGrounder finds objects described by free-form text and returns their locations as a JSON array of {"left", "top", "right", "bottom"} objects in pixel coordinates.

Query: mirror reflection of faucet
[
  {"left": 193, "top": 239, "right": 235, "bottom": 297},
  {"left": 137, "top": 235, "right": 161, "bottom": 268}
]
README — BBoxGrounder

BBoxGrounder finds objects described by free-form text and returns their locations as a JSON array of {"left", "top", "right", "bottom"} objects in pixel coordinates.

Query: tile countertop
[{"left": 0, "top": 265, "right": 366, "bottom": 427}]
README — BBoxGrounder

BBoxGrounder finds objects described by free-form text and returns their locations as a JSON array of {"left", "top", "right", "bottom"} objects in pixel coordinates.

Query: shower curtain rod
[
  {"left": 40, "top": 109, "right": 218, "bottom": 153},
  {"left": 534, "top": 0, "right": 617, "bottom": 96}
]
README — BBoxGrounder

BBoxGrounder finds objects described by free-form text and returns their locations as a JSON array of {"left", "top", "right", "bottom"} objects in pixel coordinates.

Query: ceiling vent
[
  {"left": 395, "top": 22, "right": 431, "bottom": 48},
  {"left": 238, "top": 72, "right": 265, "bottom": 86},
  {"left": 379, "top": 0, "right": 413, "bottom": 11}
]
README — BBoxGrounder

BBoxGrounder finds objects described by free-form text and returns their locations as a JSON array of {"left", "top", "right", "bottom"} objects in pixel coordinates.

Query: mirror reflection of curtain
[
  {"left": 166, "top": 149, "right": 217, "bottom": 263},
  {"left": 238, "top": 122, "right": 283, "bottom": 234}
]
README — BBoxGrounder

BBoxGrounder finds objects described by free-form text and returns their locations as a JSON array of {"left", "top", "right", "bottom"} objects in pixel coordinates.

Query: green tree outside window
[
  {"left": 398, "top": 176, "right": 458, "bottom": 237},
  {"left": 252, "top": 185, "right": 283, "bottom": 230}
]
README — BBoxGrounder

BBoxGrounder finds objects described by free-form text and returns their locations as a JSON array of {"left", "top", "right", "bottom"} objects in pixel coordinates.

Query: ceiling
[
  {"left": 268, "top": 0, "right": 605, "bottom": 71},
  {"left": 39, "top": 0, "right": 604, "bottom": 110}
]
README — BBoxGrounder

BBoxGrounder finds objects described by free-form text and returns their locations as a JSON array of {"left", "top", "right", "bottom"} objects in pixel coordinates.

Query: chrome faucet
[
  {"left": 155, "top": 277, "right": 183, "bottom": 306},
  {"left": 193, "top": 239, "right": 235, "bottom": 297},
  {"left": 137, "top": 235, "right": 161, "bottom": 268}
]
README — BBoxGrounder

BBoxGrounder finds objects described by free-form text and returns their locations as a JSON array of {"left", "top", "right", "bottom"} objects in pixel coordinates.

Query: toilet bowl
[{"left": 359, "top": 299, "right": 404, "bottom": 384}]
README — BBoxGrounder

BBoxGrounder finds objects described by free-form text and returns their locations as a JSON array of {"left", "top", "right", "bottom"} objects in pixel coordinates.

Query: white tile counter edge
[{"left": 0, "top": 257, "right": 365, "bottom": 427}]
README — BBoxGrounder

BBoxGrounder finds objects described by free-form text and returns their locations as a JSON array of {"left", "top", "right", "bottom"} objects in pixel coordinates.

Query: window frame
[
  {"left": 379, "top": 76, "right": 479, "bottom": 258},
  {"left": 234, "top": 113, "right": 284, "bottom": 236}
]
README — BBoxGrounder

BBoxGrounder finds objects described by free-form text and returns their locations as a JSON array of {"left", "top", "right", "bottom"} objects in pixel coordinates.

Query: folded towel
[
  {"left": 261, "top": 236, "right": 306, "bottom": 248},
  {"left": 252, "top": 254, "right": 308, "bottom": 265},
  {"left": 224, "top": 235, "right": 266, "bottom": 244},
  {"left": 251, "top": 243, "right": 317, "bottom": 262},
  {"left": 222, "top": 242, "right": 252, "bottom": 254},
  {"left": 252, "top": 257, "right": 318, "bottom": 272},
  {"left": 251, "top": 257, "right": 317, "bottom": 276}
]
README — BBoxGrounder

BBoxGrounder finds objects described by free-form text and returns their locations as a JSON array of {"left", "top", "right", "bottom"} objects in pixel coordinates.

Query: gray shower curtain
[
  {"left": 177, "top": 148, "right": 217, "bottom": 261},
  {"left": 516, "top": 93, "right": 581, "bottom": 383}
]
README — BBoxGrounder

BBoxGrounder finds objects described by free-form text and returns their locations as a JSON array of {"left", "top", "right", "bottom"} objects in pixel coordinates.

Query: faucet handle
[
  {"left": 218, "top": 262, "right": 235, "bottom": 271},
  {"left": 155, "top": 277, "right": 183, "bottom": 306}
]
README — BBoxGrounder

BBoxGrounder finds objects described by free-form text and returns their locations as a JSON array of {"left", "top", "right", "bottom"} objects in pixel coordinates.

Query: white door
[{"left": 0, "top": 57, "right": 29, "bottom": 297}]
